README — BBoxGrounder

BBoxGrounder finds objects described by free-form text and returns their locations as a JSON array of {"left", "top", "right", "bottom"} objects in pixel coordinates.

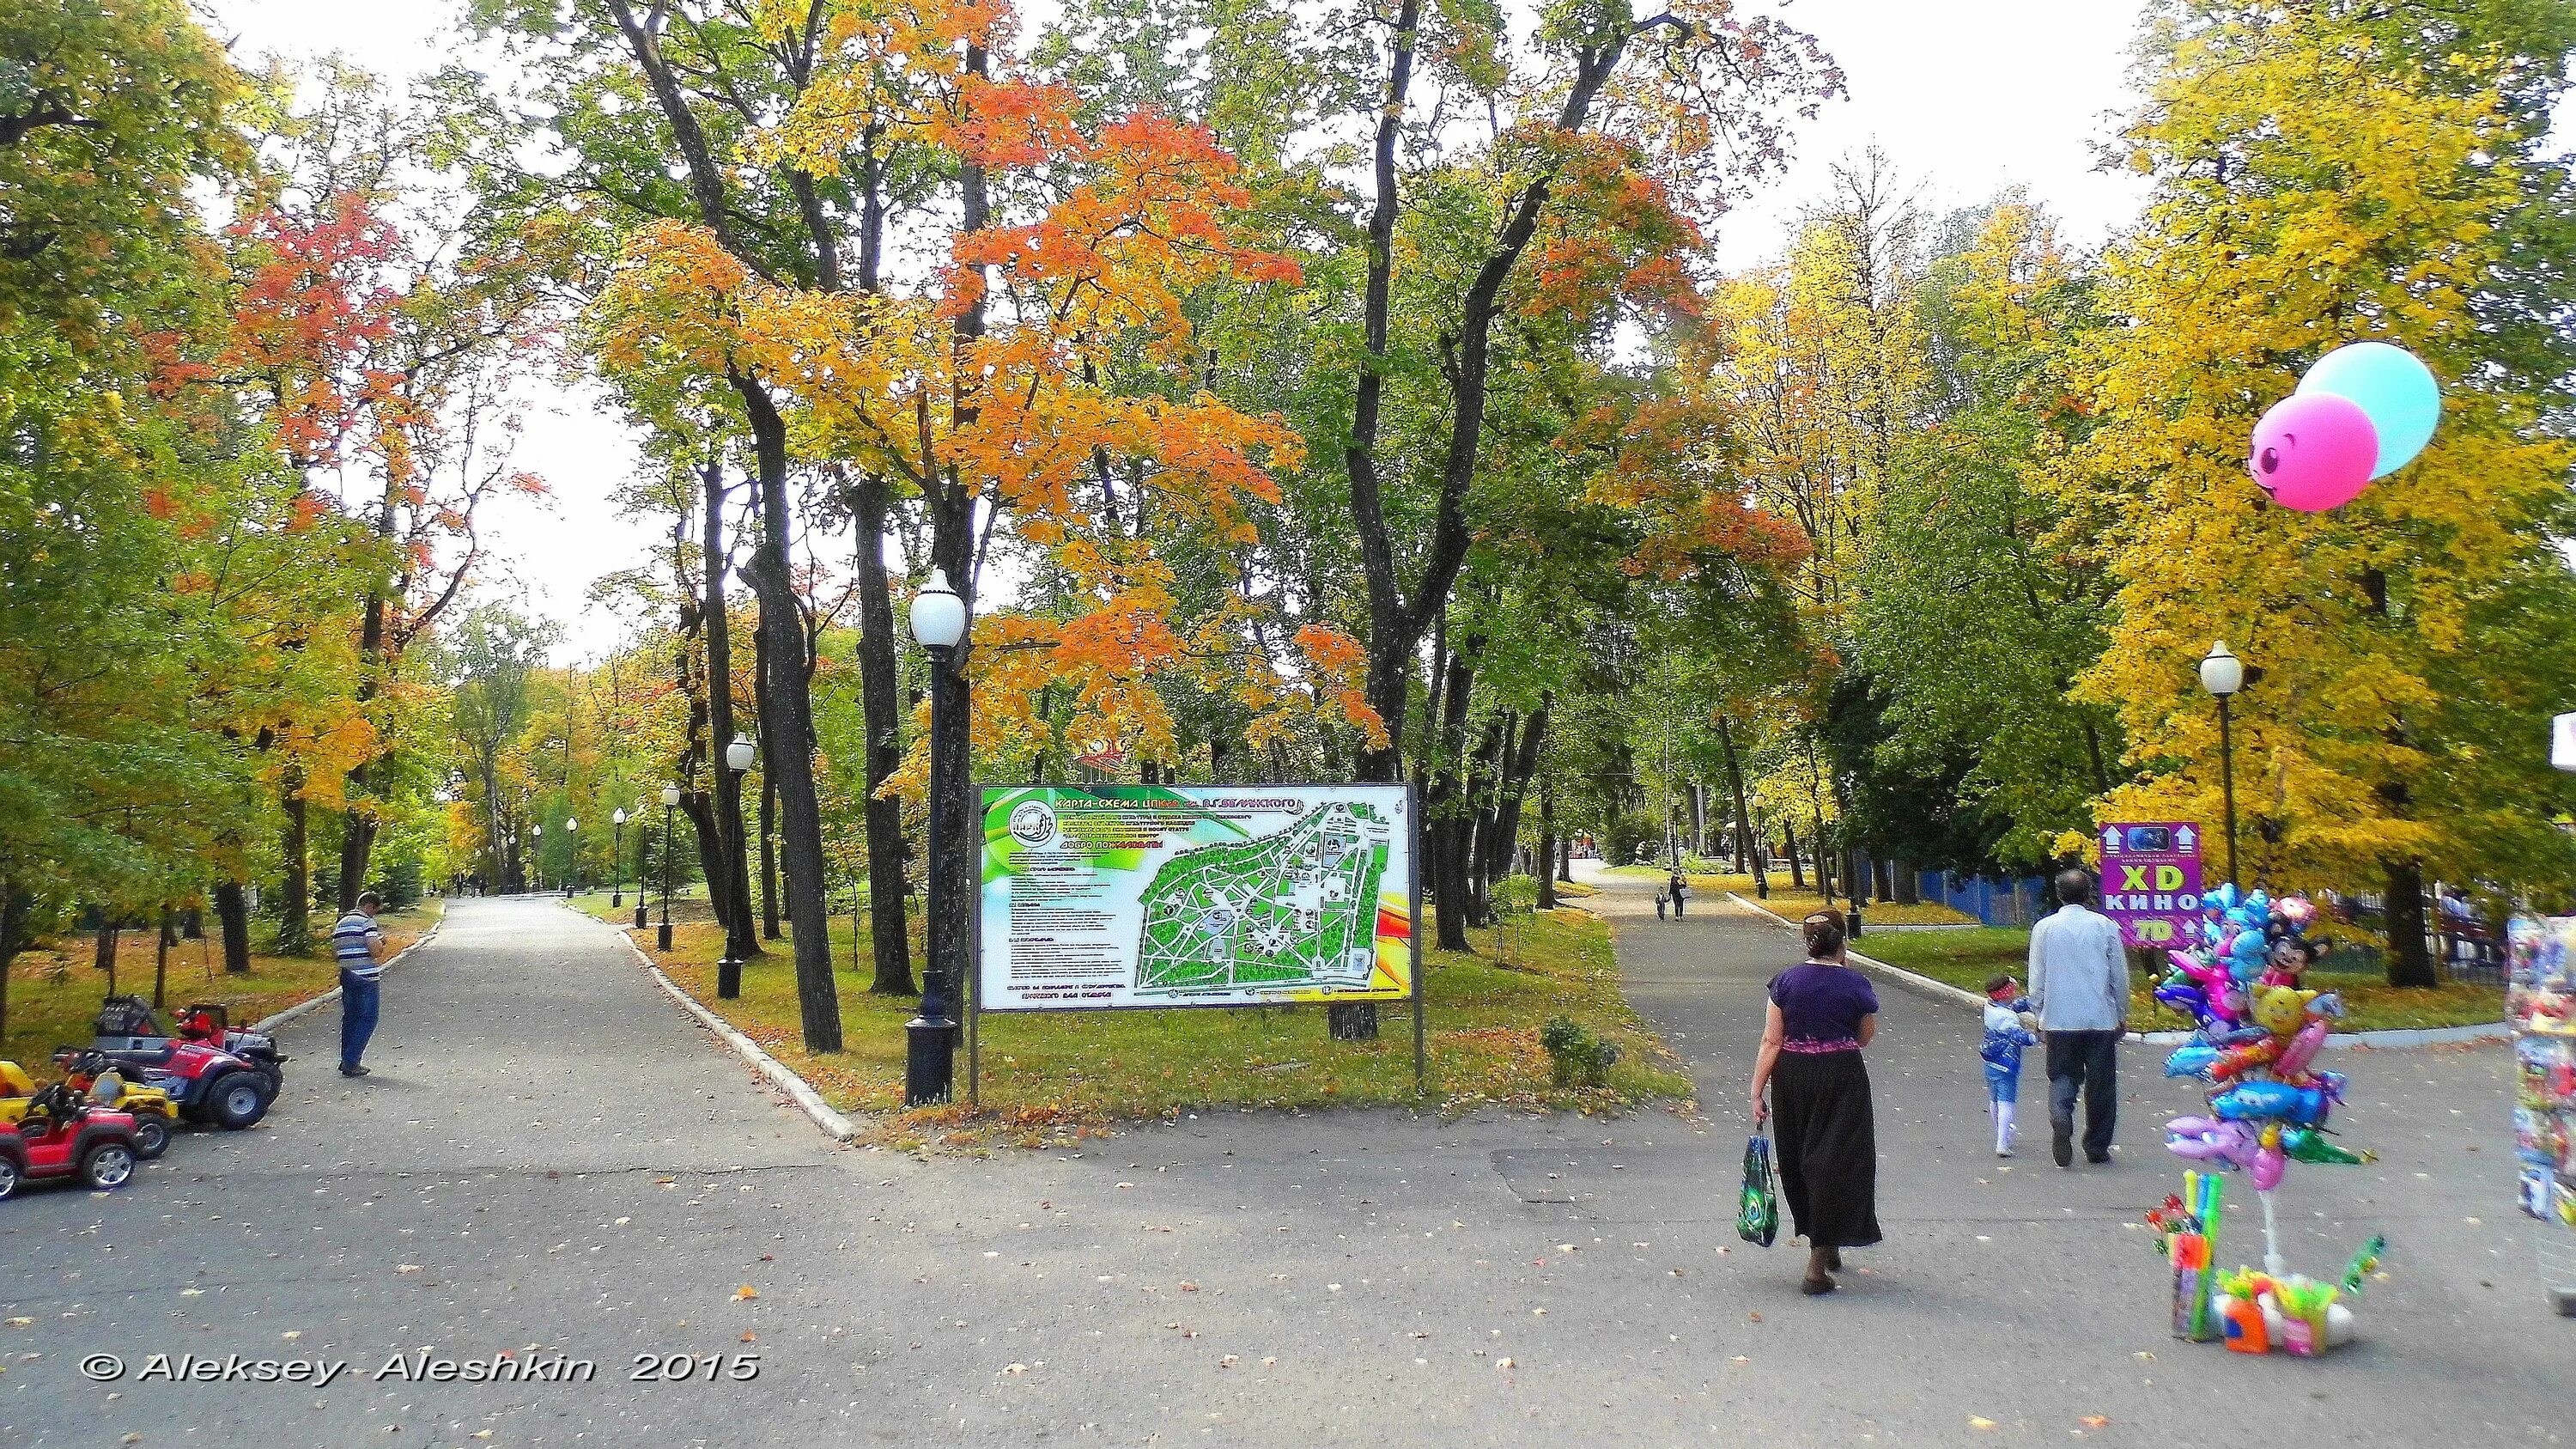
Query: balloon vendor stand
[
  {"left": 2505, "top": 916, "right": 2576, "bottom": 1316},
  {"left": 2144, "top": 883, "right": 2388, "bottom": 1355}
]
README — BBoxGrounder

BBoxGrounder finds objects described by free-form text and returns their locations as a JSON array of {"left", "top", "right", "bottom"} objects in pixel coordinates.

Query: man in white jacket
[{"left": 2026, "top": 868, "right": 2129, "bottom": 1168}]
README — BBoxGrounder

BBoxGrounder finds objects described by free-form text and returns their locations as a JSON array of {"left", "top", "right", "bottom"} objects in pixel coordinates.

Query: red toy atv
[
  {"left": 87, "top": 998, "right": 277, "bottom": 1131},
  {"left": 0, "top": 1084, "right": 141, "bottom": 1200},
  {"left": 96, "top": 995, "right": 285, "bottom": 1092}
]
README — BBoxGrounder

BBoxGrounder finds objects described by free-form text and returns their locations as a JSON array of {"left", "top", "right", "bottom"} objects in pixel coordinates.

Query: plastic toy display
[
  {"left": 0, "top": 1082, "right": 141, "bottom": 1200},
  {"left": 2505, "top": 916, "right": 2576, "bottom": 1315},
  {"left": 2148, "top": 882, "right": 2385, "bottom": 1353}
]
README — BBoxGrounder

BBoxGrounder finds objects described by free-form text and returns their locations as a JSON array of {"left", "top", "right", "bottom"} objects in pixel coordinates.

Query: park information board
[
  {"left": 2097, "top": 820, "right": 2206, "bottom": 949},
  {"left": 977, "top": 784, "right": 1417, "bottom": 1014}
]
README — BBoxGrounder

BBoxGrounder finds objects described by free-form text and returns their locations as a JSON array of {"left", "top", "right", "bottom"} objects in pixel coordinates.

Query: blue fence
[{"left": 1912, "top": 869, "right": 2047, "bottom": 928}]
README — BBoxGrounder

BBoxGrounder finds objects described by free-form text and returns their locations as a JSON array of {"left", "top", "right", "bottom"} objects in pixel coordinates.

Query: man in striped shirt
[{"left": 332, "top": 892, "right": 390, "bottom": 1078}]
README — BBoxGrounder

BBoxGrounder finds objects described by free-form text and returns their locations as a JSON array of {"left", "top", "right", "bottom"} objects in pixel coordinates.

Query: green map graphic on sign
[{"left": 1133, "top": 801, "right": 1391, "bottom": 995}]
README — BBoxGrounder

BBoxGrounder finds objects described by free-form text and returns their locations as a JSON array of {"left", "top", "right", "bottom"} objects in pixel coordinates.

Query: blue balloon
[
  {"left": 2299, "top": 342, "right": 2440, "bottom": 478},
  {"left": 2165, "top": 1044, "right": 2221, "bottom": 1078},
  {"left": 2213, "top": 1081, "right": 2330, "bottom": 1125}
]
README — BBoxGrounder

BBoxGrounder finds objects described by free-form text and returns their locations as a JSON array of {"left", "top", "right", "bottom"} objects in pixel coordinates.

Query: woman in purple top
[{"left": 1749, "top": 908, "right": 1882, "bottom": 1295}]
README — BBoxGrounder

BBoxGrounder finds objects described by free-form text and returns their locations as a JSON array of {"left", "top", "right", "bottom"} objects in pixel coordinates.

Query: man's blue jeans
[{"left": 340, "top": 972, "right": 380, "bottom": 1069}]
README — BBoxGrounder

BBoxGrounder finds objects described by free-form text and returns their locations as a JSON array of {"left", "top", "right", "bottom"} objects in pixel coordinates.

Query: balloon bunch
[
  {"left": 2247, "top": 341, "right": 2441, "bottom": 512},
  {"left": 2152, "top": 882, "right": 2325, "bottom": 1041}
]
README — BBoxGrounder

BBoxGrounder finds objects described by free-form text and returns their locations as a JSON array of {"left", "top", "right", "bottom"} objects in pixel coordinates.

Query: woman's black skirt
[{"left": 1772, "top": 1050, "right": 1881, "bottom": 1249}]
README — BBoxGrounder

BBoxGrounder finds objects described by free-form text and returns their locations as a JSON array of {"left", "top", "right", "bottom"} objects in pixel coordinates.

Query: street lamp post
[
  {"left": 2200, "top": 641, "right": 2245, "bottom": 888},
  {"left": 564, "top": 817, "right": 579, "bottom": 898},
  {"left": 906, "top": 567, "right": 969, "bottom": 1107},
  {"left": 718, "top": 734, "right": 756, "bottom": 999},
  {"left": 658, "top": 784, "right": 680, "bottom": 953},
  {"left": 531, "top": 823, "right": 544, "bottom": 892},
  {"left": 611, "top": 808, "right": 627, "bottom": 908}
]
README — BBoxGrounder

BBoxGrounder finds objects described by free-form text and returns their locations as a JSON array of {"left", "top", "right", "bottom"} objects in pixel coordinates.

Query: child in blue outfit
[{"left": 1981, "top": 971, "right": 2040, "bottom": 1157}]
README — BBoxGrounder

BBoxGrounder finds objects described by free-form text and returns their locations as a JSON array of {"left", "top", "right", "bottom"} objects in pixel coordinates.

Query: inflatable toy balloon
[
  {"left": 2254, "top": 986, "right": 2319, "bottom": 1038},
  {"left": 2216, "top": 1120, "right": 2262, "bottom": 1167},
  {"left": 2314, "top": 1069, "right": 2348, "bottom": 1104},
  {"left": 2167, "top": 1125, "right": 2229, "bottom": 1160},
  {"left": 2209, "top": 1038, "right": 2283, "bottom": 1082},
  {"left": 2299, "top": 341, "right": 2440, "bottom": 478},
  {"left": 2307, "top": 992, "right": 2345, "bottom": 1020},
  {"left": 2251, "top": 1142, "right": 2288, "bottom": 1191},
  {"left": 2274, "top": 896, "right": 2317, "bottom": 930},
  {"left": 2165, "top": 1044, "right": 2221, "bottom": 1079},
  {"left": 2214, "top": 1081, "right": 2330, "bottom": 1125},
  {"left": 2248, "top": 392, "right": 2377, "bottom": 511},
  {"left": 2208, "top": 882, "right": 2240, "bottom": 911},
  {"left": 2281, "top": 1127, "right": 2372, "bottom": 1166},
  {"left": 2275, "top": 1017, "right": 2330, "bottom": 1076}
]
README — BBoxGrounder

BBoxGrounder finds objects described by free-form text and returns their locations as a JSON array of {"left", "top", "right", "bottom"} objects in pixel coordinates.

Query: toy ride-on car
[
  {"left": 0, "top": 1084, "right": 141, "bottom": 1200},
  {"left": 96, "top": 995, "right": 286, "bottom": 1092},
  {"left": 51, "top": 1049, "right": 178, "bottom": 1160},
  {"left": 3, "top": 1057, "right": 173, "bottom": 1161},
  {"left": 85, "top": 1003, "right": 277, "bottom": 1132}
]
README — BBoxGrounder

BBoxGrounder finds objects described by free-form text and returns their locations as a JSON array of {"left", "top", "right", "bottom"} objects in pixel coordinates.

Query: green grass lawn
[
  {"left": 580, "top": 896, "right": 1692, "bottom": 1148},
  {"left": 1853, "top": 925, "right": 2505, "bottom": 1032},
  {"left": 1, "top": 902, "right": 443, "bottom": 1079}
]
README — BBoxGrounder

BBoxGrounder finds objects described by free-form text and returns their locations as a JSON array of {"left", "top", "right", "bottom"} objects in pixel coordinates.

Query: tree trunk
[
  {"left": 1491, "top": 697, "right": 1546, "bottom": 887},
  {"left": 1783, "top": 819, "right": 1807, "bottom": 891},
  {"left": 154, "top": 909, "right": 174, "bottom": 1008},
  {"left": 1534, "top": 766, "right": 1558, "bottom": 910},
  {"left": 1893, "top": 860, "right": 1919, "bottom": 905},
  {"left": 734, "top": 377, "right": 843, "bottom": 1050},
  {"left": 215, "top": 879, "right": 252, "bottom": 974},
  {"left": 334, "top": 581, "right": 389, "bottom": 912},
  {"left": 759, "top": 760, "right": 782, "bottom": 940},
  {"left": 849, "top": 471, "right": 914, "bottom": 995},
  {"left": 1716, "top": 715, "right": 1765, "bottom": 898},
  {"left": 277, "top": 771, "right": 313, "bottom": 955},
  {"left": 1558, "top": 837, "right": 1573, "bottom": 884},
  {"left": 2383, "top": 859, "right": 2438, "bottom": 989},
  {"left": 681, "top": 794, "right": 726, "bottom": 911},
  {"left": 94, "top": 920, "right": 120, "bottom": 995},
  {"left": 0, "top": 881, "right": 27, "bottom": 1045},
  {"left": 702, "top": 461, "right": 761, "bottom": 959},
  {"left": 1425, "top": 639, "right": 1479, "bottom": 952}
]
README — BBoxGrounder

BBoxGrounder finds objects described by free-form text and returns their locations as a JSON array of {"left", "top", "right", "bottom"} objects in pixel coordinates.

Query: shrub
[{"left": 1540, "top": 1014, "right": 1620, "bottom": 1088}]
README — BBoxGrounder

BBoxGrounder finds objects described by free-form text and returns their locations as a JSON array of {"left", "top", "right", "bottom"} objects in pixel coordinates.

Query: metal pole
[
  {"left": 2218, "top": 695, "right": 2240, "bottom": 887},
  {"left": 906, "top": 642, "right": 958, "bottom": 1106},
  {"left": 1410, "top": 782, "right": 1426, "bottom": 1094},
  {"left": 612, "top": 819, "right": 623, "bottom": 908},
  {"left": 657, "top": 803, "right": 675, "bottom": 953}
]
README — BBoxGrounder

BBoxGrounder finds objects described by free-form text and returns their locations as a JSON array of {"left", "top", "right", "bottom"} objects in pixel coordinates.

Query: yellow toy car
[{"left": 2, "top": 1053, "right": 178, "bottom": 1160}]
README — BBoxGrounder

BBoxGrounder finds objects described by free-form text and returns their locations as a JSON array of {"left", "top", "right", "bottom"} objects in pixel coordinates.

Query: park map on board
[{"left": 977, "top": 785, "right": 1415, "bottom": 1013}]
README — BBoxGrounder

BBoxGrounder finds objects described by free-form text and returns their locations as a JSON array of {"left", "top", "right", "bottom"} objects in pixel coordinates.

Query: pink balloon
[
  {"left": 2275, "top": 1017, "right": 2330, "bottom": 1076},
  {"left": 2249, "top": 392, "right": 2378, "bottom": 511},
  {"left": 2251, "top": 1143, "right": 2287, "bottom": 1191}
]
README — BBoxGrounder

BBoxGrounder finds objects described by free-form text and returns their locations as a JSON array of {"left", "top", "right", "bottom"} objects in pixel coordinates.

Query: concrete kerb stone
[
  {"left": 1722, "top": 891, "right": 2506, "bottom": 1050},
  {"left": 607, "top": 926, "right": 860, "bottom": 1146},
  {"left": 250, "top": 916, "right": 445, "bottom": 1036}
]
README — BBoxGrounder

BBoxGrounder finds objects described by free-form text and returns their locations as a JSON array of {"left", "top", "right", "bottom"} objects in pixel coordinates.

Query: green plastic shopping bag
[{"left": 1737, "top": 1134, "right": 1779, "bottom": 1247}]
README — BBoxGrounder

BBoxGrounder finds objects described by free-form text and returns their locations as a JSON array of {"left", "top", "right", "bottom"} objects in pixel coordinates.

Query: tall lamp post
[
  {"left": 2200, "top": 641, "right": 2245, "bottom": 888},
  {"left": 719, "top": 734, "right": 756, "bottom": 998},
  {"left": 906, "top": 567, "right": 969, "bottom": 1107},
  {"left": 531, "top": 823, "right": 544, "bottom": 892},
  {"left": 658, "top": 784, "right": 680, "bottom": 953},
  {"left": 611, "top": 808, "right": 628, "bottom": 908},
  {"left": 564, "top": 817, "right": 580, "bottom": 897}
]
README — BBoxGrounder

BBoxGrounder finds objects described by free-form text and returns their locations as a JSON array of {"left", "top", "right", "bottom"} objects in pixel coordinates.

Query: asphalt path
[{"left": 2, "top": 884, "right": 2560, "bottom": 1447}]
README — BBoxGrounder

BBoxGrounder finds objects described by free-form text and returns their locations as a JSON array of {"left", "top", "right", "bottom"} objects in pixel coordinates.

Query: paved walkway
[{"left": 2, "top": 889, "right": 2561, "bottom": 1447}]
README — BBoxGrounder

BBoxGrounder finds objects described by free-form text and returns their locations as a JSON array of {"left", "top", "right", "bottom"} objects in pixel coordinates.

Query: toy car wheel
[
  {"left": 0, "top": 1156, "right": 19, "bottom": 1200},
  {"left": 81, "top": 1142, "right": 136, "bottom": 1190},
  {"left": 206, "top": 1071, "right": 273, "bottom": 1130},
  {"left": 130, "top": 1115, "right": 172, "bottom": 1160}
]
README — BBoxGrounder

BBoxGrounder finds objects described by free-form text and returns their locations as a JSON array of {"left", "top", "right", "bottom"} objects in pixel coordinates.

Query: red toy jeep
[{"left": 0, "top": 1083, "right": 141, "bottom": 1200}]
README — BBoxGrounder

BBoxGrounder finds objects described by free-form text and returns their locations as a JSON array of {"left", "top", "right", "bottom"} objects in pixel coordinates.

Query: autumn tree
[{"left": 2074, "top": 0, "right": 2576, "bottom": 984}]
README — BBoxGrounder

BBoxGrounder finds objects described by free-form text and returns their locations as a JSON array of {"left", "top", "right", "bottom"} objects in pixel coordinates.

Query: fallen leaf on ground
[
  {"left": 2080, "top": 1416, "right": 2111, "bottom": 1429},
  {"left": 1968, "top": 1416, "right": 1998, "bottom": 1431},
  {"left": 394, "top": 1265, "right": 421, "bottom": 1275},
  {"left": 733, "top": 1285, "right": 759, "bottom": 1301}
]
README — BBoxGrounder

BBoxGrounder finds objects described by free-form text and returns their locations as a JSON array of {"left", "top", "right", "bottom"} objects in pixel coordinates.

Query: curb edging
[
  {"left": 251, "top": 917, "right": 446, "bottom": 1036},
  {"left": 611, "top": 929, "right": 859, "bottom": 1145},
  {"left": 1723, "top": 892, "right": 2506, "bottom": 1050}
]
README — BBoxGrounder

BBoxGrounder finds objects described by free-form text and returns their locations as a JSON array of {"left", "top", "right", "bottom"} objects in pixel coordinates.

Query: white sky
[{"left": 207, "top": 0, "right": 2155, "bottom": 661}]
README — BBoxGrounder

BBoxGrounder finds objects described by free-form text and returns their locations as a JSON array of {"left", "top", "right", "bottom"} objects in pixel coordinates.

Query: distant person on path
[
  {"left": 1980, "top": 973, "right": 2039, "bottom": 1158},
  {"left": 1669, "top": 872, "right": 1689, "bottom": 917},
  {"left": 1750, "top": 908, "right": 1882, "bottom": 1296},
  {"left": 333, "top": 891, "right": 390, "bottom": 1079},
  {"left": 1654, "top": 886, "right": 1669, "bottom": 920},
  {"left": 2027, "top": 867, "right": 2128, "bottom": 1167}
]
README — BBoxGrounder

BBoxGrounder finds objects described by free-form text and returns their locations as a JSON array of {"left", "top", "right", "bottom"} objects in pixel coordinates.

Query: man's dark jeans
[
  {"left": 340, "top": 971, "right": 381, "bottom": 1069},
  {"left": 2045, "top": 1029, "right": 2120, "bottom": 1159}
]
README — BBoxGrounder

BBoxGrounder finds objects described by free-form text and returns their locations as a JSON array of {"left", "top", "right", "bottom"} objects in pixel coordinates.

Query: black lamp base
[
  {"left": 903, "top": 1016, "right": 957, "bottom": 1106},
  {"left": 717, "top": 956, "right": 743, "bottom": 999},
  {"left": 656, "top": 921, "right": 672, "bottom": 953},
  {"left": 634, "top": 904, "right": 648, "bottom": 930}
]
